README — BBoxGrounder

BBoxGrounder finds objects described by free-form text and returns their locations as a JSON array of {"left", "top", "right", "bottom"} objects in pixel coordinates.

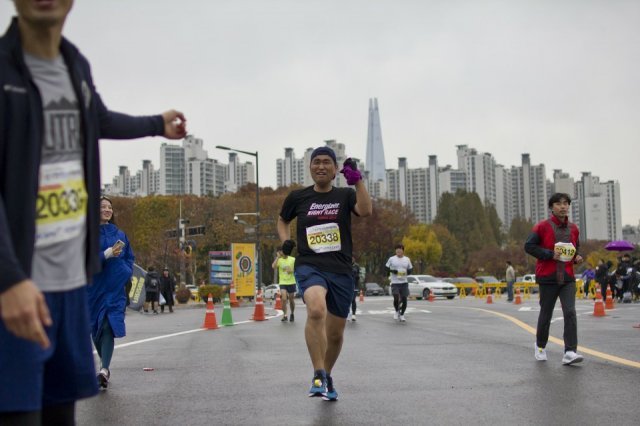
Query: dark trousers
[
  {"left": 536, "top": 282, "right": 578, "bottom": 353},
  {"left": 600, "top": 279, "right": 613, "bottom": 300},
  {"left": 506, "top": 281, "right": 514, "bottom": 301},
  {"left": 351, "top": 292, "right": 357, "bottom": 315}
]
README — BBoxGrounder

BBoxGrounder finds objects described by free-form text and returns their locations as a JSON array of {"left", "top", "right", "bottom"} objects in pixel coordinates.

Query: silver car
[{"left": 406, "top": 275, "right": 457, "bottom": 300}]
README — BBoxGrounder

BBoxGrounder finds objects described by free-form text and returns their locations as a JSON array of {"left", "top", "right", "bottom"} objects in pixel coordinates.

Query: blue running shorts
[
  {"left": 0, "top": 286, "right": 98, "bottom": 412},
  {"left": 295, "top": 265, "right": 354, "bottom": 318}
]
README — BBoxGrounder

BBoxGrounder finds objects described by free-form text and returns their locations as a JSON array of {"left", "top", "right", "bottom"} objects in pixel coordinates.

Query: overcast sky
[{"left": 2, "top": 0, "right": 639, "bottom": 225}]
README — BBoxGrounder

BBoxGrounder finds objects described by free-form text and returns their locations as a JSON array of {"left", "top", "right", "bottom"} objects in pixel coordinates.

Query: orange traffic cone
[
  {"left": 428, "top": 291, "right": 435, "bottom": 302},
  {"left": 593, "top": 292, "right": 606, "bottom": 317},
  {"left": 202, "top": 293, "right": 219, "bottom": 329},
  {"left": 274, "top": 291, "right": 283, "bottom": 311},
  {"left": 605, "top": 288, "right": 615, "bottom": 310},
  {"left": 359, "top": 290, "right": 364, "bottom": 302},
  {"left": 251, "top": 290, "right": 267, "bottom": 321},
  {"left": 486, "top": 289, "right": 493, "bottom": 304},
  {"left": 514, "top": 288, "right": 522, "bottom": 305},
  {"left": 229, "top": 282, "right": 240, "bottom": 308}
]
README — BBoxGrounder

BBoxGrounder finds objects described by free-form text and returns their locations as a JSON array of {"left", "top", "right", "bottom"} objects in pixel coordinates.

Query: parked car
[
  {"left": 263, "top": 284, "right": 280, "bottom": 300},
  {"left": 475, "top": 275, "right": 500, "bottom": 285},
  {"left": 443, "top": 277, "right": 478, "bottom": 295},
  {"left": 516, "top": 274, "right": 538, "bottom": 293},
  {"left": 406, "top": 275, "right": 457, "bottom": 299},
  {"left": 475, "top": 275, "right": 501, "bottom": 291},
  {"left": 365, "top": 282, "right": 385, "bottom": 296}
]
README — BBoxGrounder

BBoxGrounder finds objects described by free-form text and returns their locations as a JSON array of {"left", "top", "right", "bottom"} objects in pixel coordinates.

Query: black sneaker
[
  {"left": 281, "top": 315, "right": 288, "bottom": 322},
  {"left": 308, "top": 370, "right": 326, "bottom": 397},
  {"left": 289, "top": 313, "right": 294, "bottom": 322}
]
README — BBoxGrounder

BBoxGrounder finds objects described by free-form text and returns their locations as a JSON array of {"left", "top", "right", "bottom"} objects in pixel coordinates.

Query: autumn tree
[
  {"left": 401, "top": 224, "right": 442, "bottom": 274},
  {"left": 352, "top": 198, "right": 417, "bottom": 283}
]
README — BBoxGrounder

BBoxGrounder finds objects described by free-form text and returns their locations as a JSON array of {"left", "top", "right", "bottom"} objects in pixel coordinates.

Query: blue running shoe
[
  {"left": 322, "top": 375, "right": 338, "bottom": 401},
  {"left": 308, "top": 370, "right": 327, "bottom": 397}
]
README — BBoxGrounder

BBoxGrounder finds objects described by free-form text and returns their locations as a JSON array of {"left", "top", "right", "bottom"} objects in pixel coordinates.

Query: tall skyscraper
[{"left": 365, "top": 98, "right": 387, "bottom": 183}]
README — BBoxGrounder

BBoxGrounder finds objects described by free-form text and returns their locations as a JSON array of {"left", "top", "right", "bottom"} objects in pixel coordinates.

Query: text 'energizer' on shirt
[{"left": 279, "top": 186, "right": 358, "bottom": 275}]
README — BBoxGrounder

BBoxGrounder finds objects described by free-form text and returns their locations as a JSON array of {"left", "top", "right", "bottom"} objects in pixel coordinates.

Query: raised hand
[
  {"left": 162, "top": 109, "right": 187, "bottom": 139},
  {"left": 340, "top": 158, "right": 362, "bottom": 185}
]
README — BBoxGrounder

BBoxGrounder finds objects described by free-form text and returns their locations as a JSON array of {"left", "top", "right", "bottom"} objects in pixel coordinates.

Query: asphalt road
[{"left": 77, "top": 295, "right": 640, "bottom": 425}]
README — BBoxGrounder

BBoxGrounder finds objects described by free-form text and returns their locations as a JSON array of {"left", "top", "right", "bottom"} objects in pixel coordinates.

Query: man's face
[
  {"left": 14, "top": 0, "right": 74, "bottom": 28},
  {"left": 395, "top": 248, "right": 404, "bottom": 257},
  {"left": 310, "top": 155, "right": 336, "bottom": 185},
  {"left": 551, "top": 199, "right": 570, "bottom": 219}
]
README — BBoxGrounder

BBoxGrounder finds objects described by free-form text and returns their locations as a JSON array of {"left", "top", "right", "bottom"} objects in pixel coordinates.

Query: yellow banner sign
[{"left": 232, "top": 243, "right": 256, "bottom": 297}]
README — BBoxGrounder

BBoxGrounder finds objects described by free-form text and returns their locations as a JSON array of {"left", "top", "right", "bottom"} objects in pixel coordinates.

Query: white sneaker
[
  {"left": 399, "top": 314, "right": 406, "bottom": 322},
  {"left": 347, "top": 312, "right": 352, "bottom": 321},
  {"left": 393, "top": 311, "right": 399, "bottom": 320},
  {"left": 562, "top": 351, "right": 584, "bottom": 365},
  {"left": 351, "top": 314, "right": 356, "bottom": 322},
  {"left": 534, "top": 343, "right": 547, "bottom": 361}
]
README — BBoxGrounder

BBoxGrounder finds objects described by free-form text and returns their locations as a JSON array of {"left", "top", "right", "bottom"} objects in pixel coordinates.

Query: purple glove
[{"left": 340, "top": 158, "right": 362, "bottom": 185}]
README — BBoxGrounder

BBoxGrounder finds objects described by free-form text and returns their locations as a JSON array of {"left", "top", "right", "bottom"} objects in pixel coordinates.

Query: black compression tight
[{"left": 393, "top": 294, "right": 408, "bottom": 314}]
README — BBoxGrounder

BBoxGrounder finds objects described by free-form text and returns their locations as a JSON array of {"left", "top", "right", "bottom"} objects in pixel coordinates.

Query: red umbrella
[{"left": 604, "top": 240, "right": 635, "bottom": 251}]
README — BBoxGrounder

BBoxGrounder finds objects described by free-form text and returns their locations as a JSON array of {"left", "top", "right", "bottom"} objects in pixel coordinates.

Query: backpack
[{"left": 148, "top": 276, "right": 159, "bottom": 292}]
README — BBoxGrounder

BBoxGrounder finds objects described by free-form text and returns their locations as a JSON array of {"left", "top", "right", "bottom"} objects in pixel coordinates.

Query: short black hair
[
  {"left": 395, "top": 244, "right": 404, "bottom": 250},
  {"left": 548, "top": 193, "right": 572, "bottom": 209},
  {"left": 506, "top": 260, "right": 512, "bottom": 265}
]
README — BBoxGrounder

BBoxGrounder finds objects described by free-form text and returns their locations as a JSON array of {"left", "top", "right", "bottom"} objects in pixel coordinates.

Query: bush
[
  {"left": 198, "top": 285, "right": 222, "bottom": 303},
  {"left": 175, "top": 285, "right": 191, "bottom": 304}
]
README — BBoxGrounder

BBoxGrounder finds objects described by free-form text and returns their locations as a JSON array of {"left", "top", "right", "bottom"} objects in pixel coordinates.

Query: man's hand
[
  {"left": 162, "top": 110, "right": 187, "bottom": 139},
  {"left": 340, "top": 158, "right": 362, "bottom": 185},
  {"left": 574, "top": 255, "right": 584, "bottom": 264},
  {"left": 0, "top": 280, "right": 52, "bottom": 348}
]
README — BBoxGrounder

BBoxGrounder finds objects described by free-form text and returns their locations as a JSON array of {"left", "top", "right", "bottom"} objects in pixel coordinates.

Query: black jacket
[{"left": 0, "top": 18, "right": 165, "bottom": 293}]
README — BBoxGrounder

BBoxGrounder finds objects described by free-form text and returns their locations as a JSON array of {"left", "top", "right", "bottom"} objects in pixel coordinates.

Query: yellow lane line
[{"left": 429, "top": 305, "right": 640, "bottom": 369}]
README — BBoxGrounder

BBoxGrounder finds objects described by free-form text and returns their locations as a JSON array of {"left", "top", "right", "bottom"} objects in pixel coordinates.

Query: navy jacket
[{"left": 0, "top": 18, "right": 164, "bottom": 293}]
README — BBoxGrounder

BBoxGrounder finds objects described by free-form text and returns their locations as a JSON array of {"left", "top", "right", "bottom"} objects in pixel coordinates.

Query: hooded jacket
[
  {"left": 0, "top": 18, "right": 164, "bottom": 293},
  {"left": 86, "top": 223, "right": 134, "bottom": 340}
]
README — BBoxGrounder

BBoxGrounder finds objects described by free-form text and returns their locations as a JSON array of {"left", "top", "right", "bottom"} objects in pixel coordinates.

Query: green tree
[
  {"left": 485, "top": 203, "right": 504, "bottom": 246},
  {"left": 508, "top": 216, "right": 534, "bottom": 244},
  {"left": 431, "top": 224, "right": 464, "bottom": 275},
  {"left": 434, "top": 190, "right": 498, "bottom": 261}
]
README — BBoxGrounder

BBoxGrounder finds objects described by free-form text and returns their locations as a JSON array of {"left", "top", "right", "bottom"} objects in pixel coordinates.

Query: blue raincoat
[{"left": 87, "top": 223, "right": 134, "bottom": 341}]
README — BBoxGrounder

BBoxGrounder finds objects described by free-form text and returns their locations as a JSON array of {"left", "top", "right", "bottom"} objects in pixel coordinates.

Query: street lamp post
[{"left": 216, "top": 145, "right": 261, "bottom": 290}]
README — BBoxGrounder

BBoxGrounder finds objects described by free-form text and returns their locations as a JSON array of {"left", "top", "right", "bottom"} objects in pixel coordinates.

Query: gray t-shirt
[{"left": 26, "top": 53, "right": 87, "bottom": 291}]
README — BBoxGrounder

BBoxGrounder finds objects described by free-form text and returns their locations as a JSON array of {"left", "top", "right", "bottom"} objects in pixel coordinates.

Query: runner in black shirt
[{"left": 278, "top": 146, "right": 372, "bottom": 401}]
